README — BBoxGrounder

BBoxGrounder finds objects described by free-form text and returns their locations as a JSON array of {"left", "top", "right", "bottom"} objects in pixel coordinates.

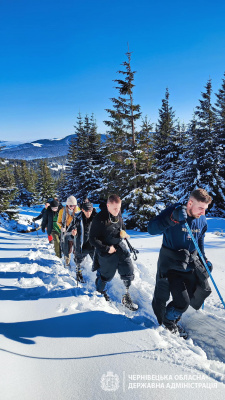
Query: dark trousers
[
  {"left": 62, "top": 234, "right": 74, "bottom": 258},
  {"left": 95, "top": 249, "right": 134, "bottom": 293},
  {"left": 152, "top": 270, "right": 170, "bottom": 325},
  {"left": 74, "top": 242, "right": 94, "bottom": 265},
  {"left": 167, "top": 269, "right": 197, "bottom": 314}
]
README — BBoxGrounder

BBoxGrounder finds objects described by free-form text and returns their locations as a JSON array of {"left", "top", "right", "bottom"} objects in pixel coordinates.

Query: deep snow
[{"left": 0, "top": 207, "right": 225, "bottom": 400}]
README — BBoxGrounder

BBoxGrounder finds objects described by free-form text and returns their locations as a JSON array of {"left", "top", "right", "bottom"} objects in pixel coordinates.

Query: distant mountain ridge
[{"left": 0, "top": 134, "right": 106, "bottom": 160}]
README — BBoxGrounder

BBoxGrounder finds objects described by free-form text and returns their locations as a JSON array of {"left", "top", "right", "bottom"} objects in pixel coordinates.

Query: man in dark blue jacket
[{"left": 148, "top": 188, "right": 213, "bottom": 335}]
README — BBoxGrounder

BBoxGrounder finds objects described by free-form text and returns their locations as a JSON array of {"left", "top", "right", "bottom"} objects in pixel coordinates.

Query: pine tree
[
  {"left": 75, "top": 114, "right": 93, "bottom": 200},
  {"left": 213, "top": 73, "right": 225, "bottom": 215},
  {"left": 175, "top": 115, "right": 199, "bottom": 202},
  {"left": 63, "top": 113, "right": 102, "bottom": 203},
  {"left": 37, "top": 160, "right": 56, "bottom": 203},
  {"left": 154, "top": 88, "right": 178, "bottom": 189},
  {"left": 0, "top": 147, "right": 17, "bottom": 213},
  {"left": 123, "top": 116, "right": 159, "bottom": 229},
  {"left": 145, "top": 89, "right": 178, "bottom": 212},
  {"left": 62, "top": 113, "right": 83, "bottom": 200},
  {"left": 12, "top": 160, "right": 38, "bottom": 206},
  {"left": 84, "top": 114, "right": 103, "bottom": 201},
  {"left": 193, "top": 79, "right": 218, "bottom": 209},
  {"left": 57, "top": 169, "right": 66, "bottom": 202},
  {"left": 103, "top": 49, "right": 141, "bottom": 197}
]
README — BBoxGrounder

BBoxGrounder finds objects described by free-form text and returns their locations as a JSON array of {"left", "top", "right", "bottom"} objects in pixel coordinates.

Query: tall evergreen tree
[
  {"left": 37, "top": 160, "right": 56, "bottom": 203},
  {"left": 154, "top": 88, "right": 179, "bottom": 190},
  {"left": 12, "top": 160, "right": 38, "bottom": 206},
  {"left": 147, "top": 89, "right": 178, "bottom": 214},
  {"left": 84, "top": 114, "right": 103, "bottom": 201},
  {"left": 63, "top": 113, "right": 102, "bottom": 202},
  {"left": 64, "top": 114, "right": 83, "bottom": 199},
  {"left": 103, "top": 49, "right": 141, "bottom": 197},
  {"left": 123, "top": 116, "right": 161, "bottom": 230},
  {"left": 175, "top": 115, "right": 199, "bottom": 202},
  {"left": 214, "top": 73, "right": 225, "bottom": 215},
  {"left": 0, "top": 148, "right": 16, "bottom": 213},
  {"left": 193, "top": 79, "right": 218, "bottom": 208}
]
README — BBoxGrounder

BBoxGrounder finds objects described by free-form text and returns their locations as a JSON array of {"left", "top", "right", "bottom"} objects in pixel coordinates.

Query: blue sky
[{"left": 1, "top": 0, "right": 225, "bottom": 142}]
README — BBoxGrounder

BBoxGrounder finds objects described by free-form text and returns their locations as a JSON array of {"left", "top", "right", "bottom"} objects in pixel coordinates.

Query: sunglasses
[{"left": 68, "top": 205, "right": 76, "bottom": 208}]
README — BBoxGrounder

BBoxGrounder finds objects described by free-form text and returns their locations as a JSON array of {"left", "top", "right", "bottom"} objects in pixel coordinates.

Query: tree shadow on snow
[
  {"left": 0, "top": 283, "right": 81, "bottom": 301},
  {"left": 0, "top": 311, "right": 149, "bottom": 345},
  {"left": 0, "top": 247, "right": 38, "bottom": 252},
  {"left": 0, "top": 257, "right": 59, "bottom": 268},
  {"left": 0, "top": 270, "right": 55, "bottom": 280}
]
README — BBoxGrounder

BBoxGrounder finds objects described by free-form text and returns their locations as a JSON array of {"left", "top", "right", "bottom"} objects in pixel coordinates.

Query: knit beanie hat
[
  {"left": 82, "top": 201, "right": 93, "bottom": 211},
  {"left": 50, "top": 199, "right": 59, "bottom": 208},
  {"left": 66, "top": 195, "right": 77, "bottom": 206}
]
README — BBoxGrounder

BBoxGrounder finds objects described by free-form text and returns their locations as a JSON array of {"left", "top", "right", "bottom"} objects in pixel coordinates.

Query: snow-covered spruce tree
[
  {"left": 103, "top": 50, "right": 145, "bottom": 197},
  {"left": 12, "top": 160, "right": 38, "bottom": 206},
  {"left": 63, "top": 113, "right": 102, "bottom": 203},
  {"left": 57, "top": 169, "right": 66, "bottom": 202},
  {"left": 147, "top": 89, "right": 179, "bottom": 213},
  {"left": 193, "top": 79, "right": 219, "bottom": 212},
  {"left": 101, "top": 105, "right": 128, "bottom": 196},
  {"left": 154, "top": 88, "right": 182, "bottom": 193},
  {"left": 103, "top": 50, "right": 141, "bottom": 198},
  {"left": 123, "top": 116, "right": 161, "bottom": 230},
  {"left": 213, "top": 73, "right": 225, "bottom": 216},
  {"left": 61, "top": 114, "right": 83, "bottom": 201},
  {"left": 83, "top": 114, "right": 103, "bottom": 202},
  {"left": 174, "top": 115, "right": 200, "bottom": 202},
  {"left": 72, "top": 114, "right": 102, "bottom": 202},
  {"left": 36, "top": 160, "right": 56, "bottom": 203},
  {"left": 0, "top": 148, "right": 17, "bottom": 213}
]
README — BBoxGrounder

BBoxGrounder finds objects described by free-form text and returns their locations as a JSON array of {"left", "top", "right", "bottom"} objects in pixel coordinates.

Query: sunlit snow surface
[{"left": 0, "top": 207, "right": 225, "bottom": 400}]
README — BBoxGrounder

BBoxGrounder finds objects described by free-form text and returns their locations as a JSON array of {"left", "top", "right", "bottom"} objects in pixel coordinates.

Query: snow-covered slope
[
  {"left": 0, "top": 134, "right": 106, "bottom": 160},
  {"left": 0, "top": 135, "right": 75, "bottom": 160},
  {"left": 0, "top": 208, "right": 225, "bottom": 399}
]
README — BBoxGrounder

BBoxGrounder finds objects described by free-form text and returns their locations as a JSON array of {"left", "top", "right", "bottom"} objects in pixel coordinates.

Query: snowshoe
[{"left": 122, "top": 292, "right": 138, "bottom": 311}]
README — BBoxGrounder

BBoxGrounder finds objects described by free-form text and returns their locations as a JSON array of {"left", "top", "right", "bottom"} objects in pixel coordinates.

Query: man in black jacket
[
  {"left": 41, "top": 199, "right": 62, "bottom": 258},
  {"left": 71, "top": 201, "right": 97, "bottom": 282},
  {"left": 32, "top": 202, "right": 50, "bottom": 222},
  {"left": 148, "top": 188, "right": 213, "bottom": 335},
  {"left": 89, "top": 194, "right": 137, "bottom": 310}
]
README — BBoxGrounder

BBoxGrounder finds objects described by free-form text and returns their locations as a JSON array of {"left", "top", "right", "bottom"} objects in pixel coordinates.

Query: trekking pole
[
  {"left": 60, "top": 229, "right": 66, "bottom": 268},
  {"left": 125, "top": 238, "right": 139, "bottom": 261},
  {"left": 185, "top": 222, "right": 225, "bottom": 310}
]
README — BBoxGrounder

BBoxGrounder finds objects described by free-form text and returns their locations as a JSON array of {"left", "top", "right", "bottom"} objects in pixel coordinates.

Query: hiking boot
[
  {"left": 163, "top": 317, "right": 179, "bottom": 334},
  {"left": 102, "top": 291, "right": 110, "bottom": 301},
  {"left": 163, "top": 317, "right": 188, "bottom": 339}
]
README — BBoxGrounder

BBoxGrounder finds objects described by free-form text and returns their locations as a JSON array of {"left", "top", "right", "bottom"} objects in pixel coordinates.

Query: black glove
[
  {"left": 206, "top": 260, "right": 213, "bottom": 272},
  {"left": 171, "top": 205, "right": 187, "bottom": 224}
]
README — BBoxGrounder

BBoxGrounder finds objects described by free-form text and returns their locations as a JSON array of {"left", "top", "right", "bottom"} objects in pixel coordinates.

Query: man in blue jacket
[{"left": 148, "top": 188, "right": 213, "bottom": 335}]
